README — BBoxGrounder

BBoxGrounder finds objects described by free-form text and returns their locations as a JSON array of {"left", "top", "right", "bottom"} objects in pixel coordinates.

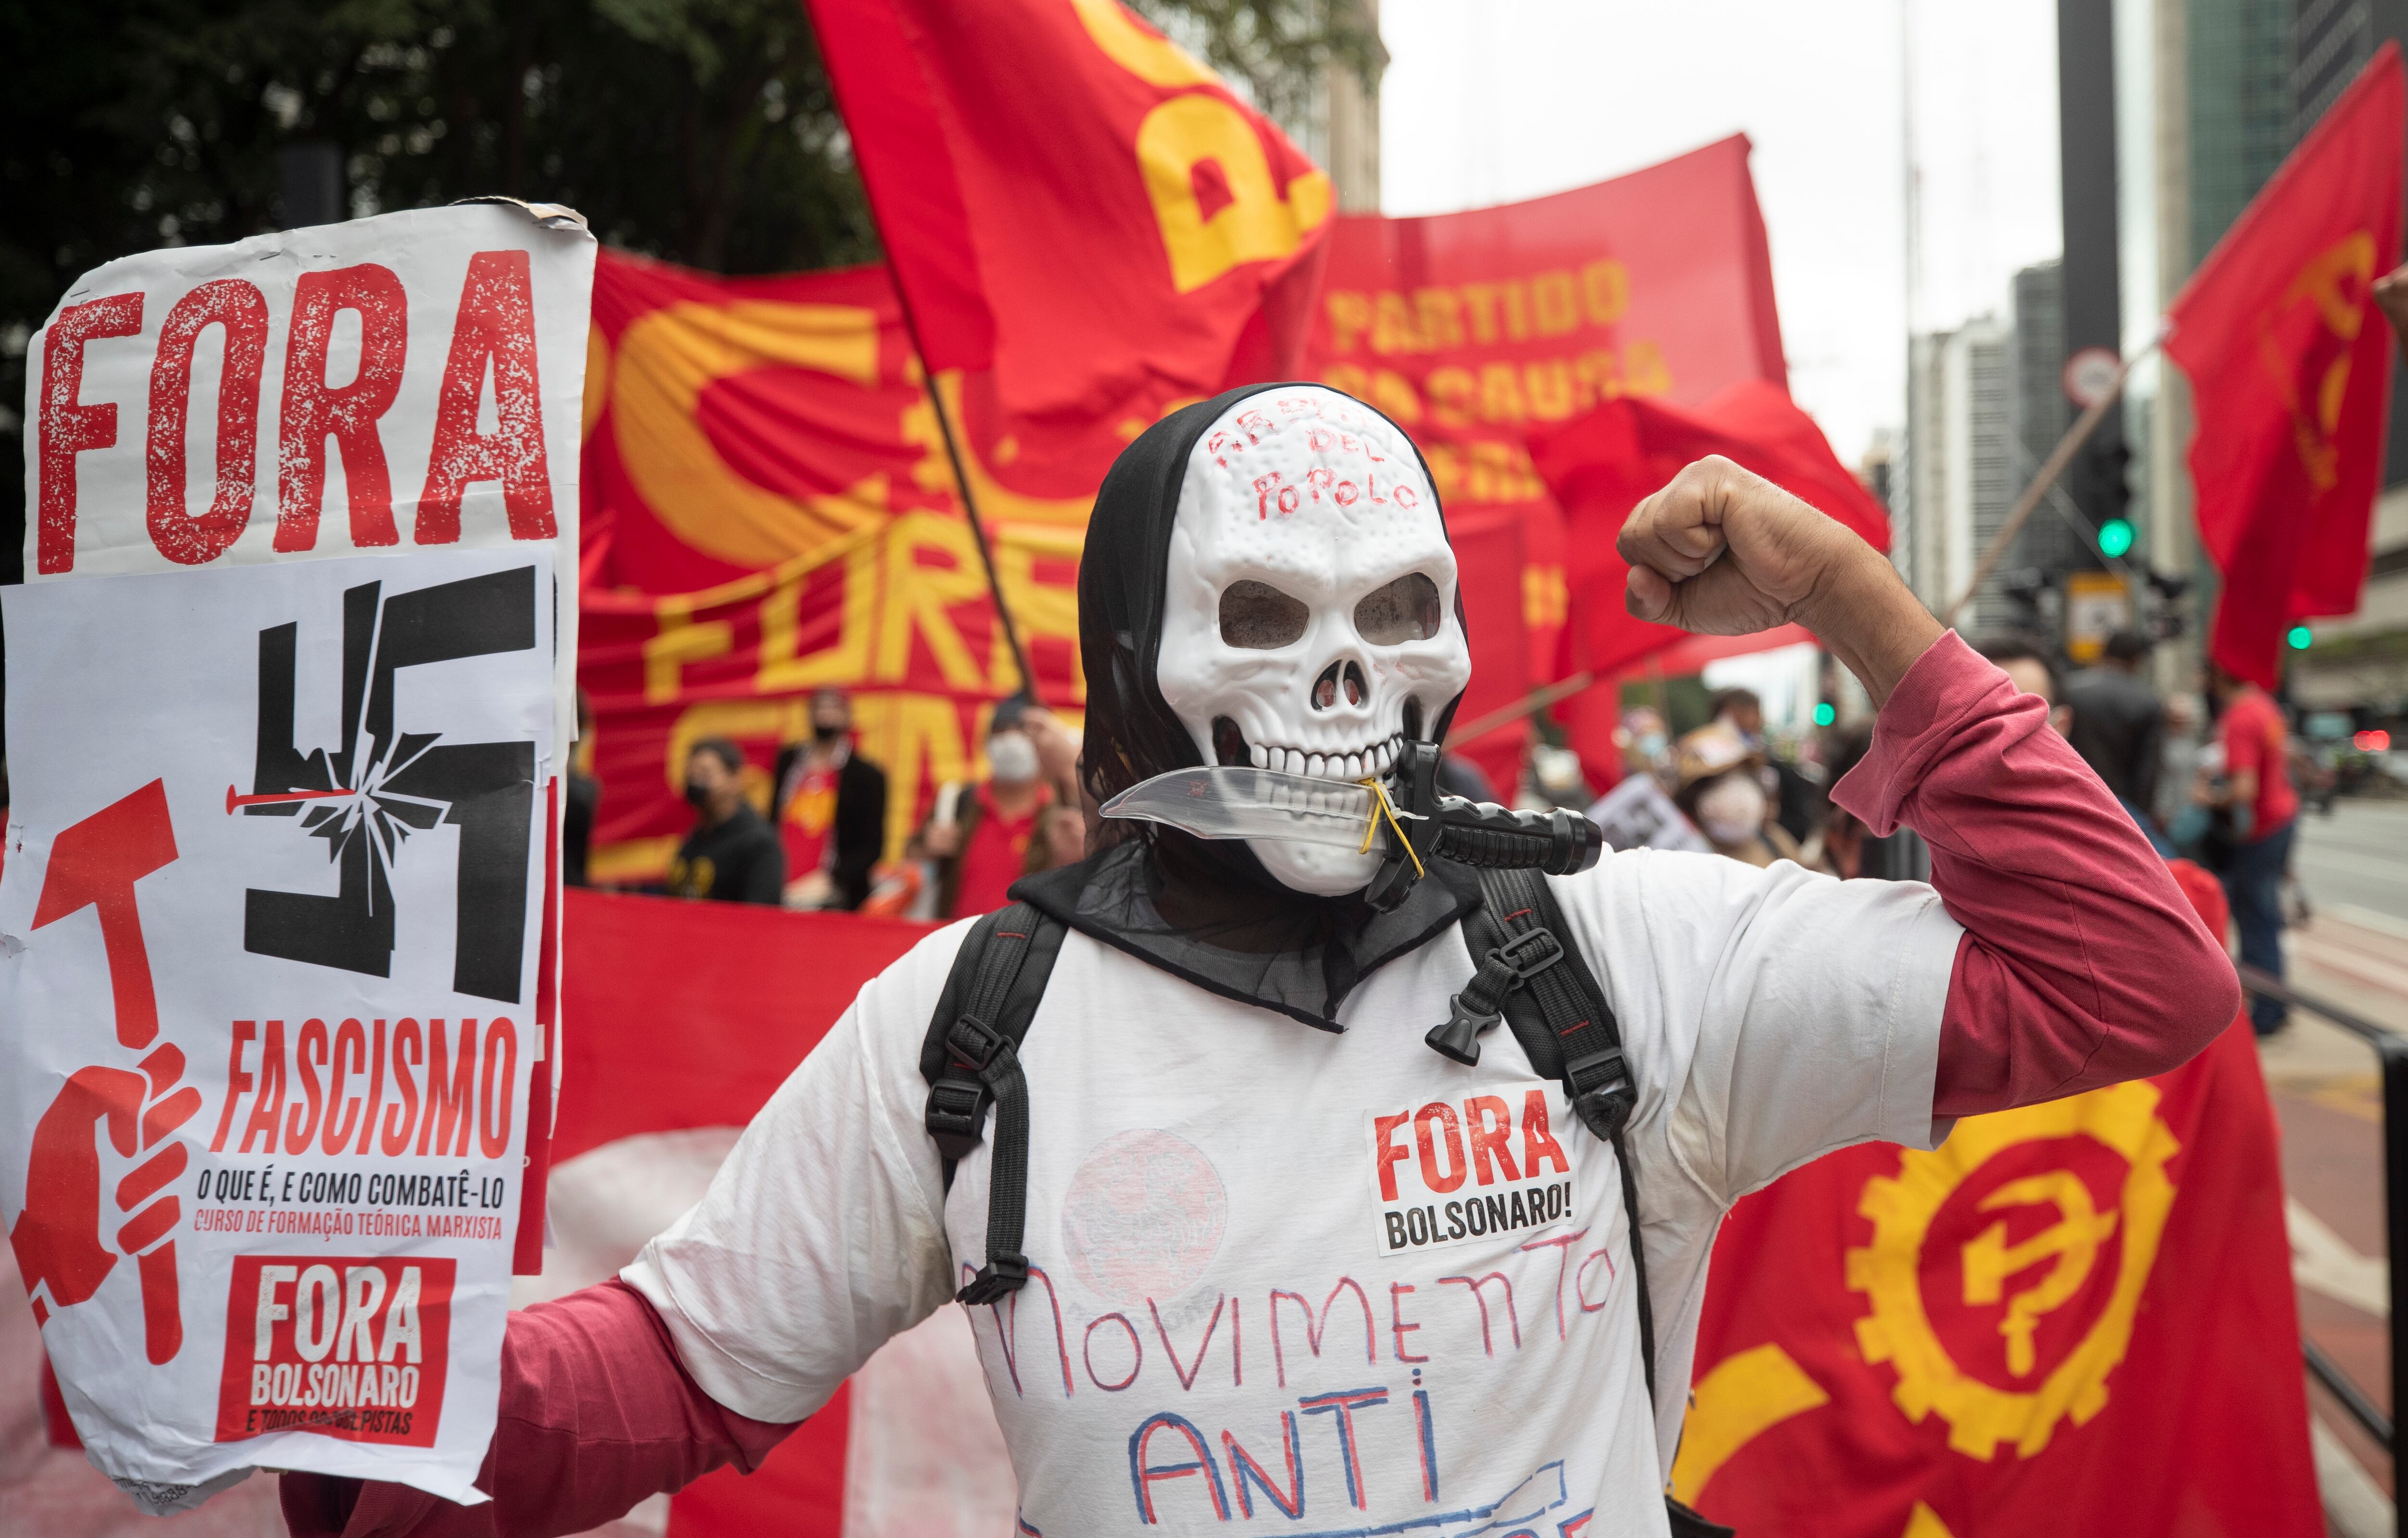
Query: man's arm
[
  {"left": 738, "top": 833, "right": 787, "bottom": 906},
  {"left": 281, "top": 1281, "right": 798, "bottom": 1538},
  {"left": 1622, "top": 459, "right": 2240, "bottom": 1117}
]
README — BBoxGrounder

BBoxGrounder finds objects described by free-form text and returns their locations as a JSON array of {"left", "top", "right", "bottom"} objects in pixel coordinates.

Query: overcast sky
[{"left": 1379, "top": 0, "right": 2068, "bottom": 465}]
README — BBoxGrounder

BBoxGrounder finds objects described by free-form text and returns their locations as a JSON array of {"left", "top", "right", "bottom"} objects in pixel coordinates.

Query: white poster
[{"left": 1, "top": 549, "right": 554, "bottom": 1504}]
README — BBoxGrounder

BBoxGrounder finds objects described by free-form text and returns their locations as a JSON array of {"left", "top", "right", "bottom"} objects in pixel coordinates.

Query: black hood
[{"left": 1013, "top": 382, "right": 1480, "bottom": 1032}]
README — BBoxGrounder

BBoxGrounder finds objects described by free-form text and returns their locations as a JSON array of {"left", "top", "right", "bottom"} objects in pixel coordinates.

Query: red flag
[
  {"left": 1676, "top": 863, "right": 2320, "bottom": 1537},
  {"left": 1531, "top": 379, "right": 1888, "bottom": 682},
  {"left": 1303, "top": 136, "right": 1789, "bottom": 691},
  {"left": 1526, "top": 380, "right": 1887, "bottom": 777},
  {"left": 2166, "top": 43, "right": 2403, "bottom": 689},
  {"left": 806, "top": 0, "right": 1330, "bottom": 441}
]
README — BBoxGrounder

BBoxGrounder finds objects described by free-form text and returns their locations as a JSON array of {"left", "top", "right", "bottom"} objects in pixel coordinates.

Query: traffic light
[{"left": 2097, "top": 518, "right": 2135, "bottom": 557}]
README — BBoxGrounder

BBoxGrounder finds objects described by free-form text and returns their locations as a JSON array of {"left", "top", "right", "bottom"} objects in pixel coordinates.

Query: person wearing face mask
[
  {"left": 664, "top": 738, "right": 785, "bottom": 905},
  {"left": 917, "top": 698, "right": 1056, "bottom": 919},
  {"left": 283, "top": 388, "right": 2239, "bottom": 1538},
  {"left": 1671, "top": 722, "right": 1799, "bottom": 867},
  {"left": 772, "top": 687, "right": 890, "bottom": 911}
]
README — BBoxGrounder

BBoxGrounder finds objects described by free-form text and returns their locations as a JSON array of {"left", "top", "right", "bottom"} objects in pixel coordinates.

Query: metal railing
[{"left": 2241, "top": 962, "right": 2405, "bottom": 1508}]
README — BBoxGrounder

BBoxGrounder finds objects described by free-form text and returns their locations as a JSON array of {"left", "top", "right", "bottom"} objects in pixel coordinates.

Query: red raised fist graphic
[{"left": 6, "top": 781, "right": 189, "bottom": 1363}]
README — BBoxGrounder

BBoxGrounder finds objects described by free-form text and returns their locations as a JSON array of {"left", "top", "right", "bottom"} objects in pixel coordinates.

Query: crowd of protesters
[{"left": 576, "top": 625, "right": 2317, "bottom": 1034}]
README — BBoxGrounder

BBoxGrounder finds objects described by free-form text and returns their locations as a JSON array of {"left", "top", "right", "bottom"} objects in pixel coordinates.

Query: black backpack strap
[
  {"left": 1465, "top": 868, "right": 1732, "bottom": 1537},
  {"left": 1461, "top": 868, "right": 1654, "bottom": 1395},
  {"left": 918, "top": 901, "right": 1066, "bottom": 1305}
]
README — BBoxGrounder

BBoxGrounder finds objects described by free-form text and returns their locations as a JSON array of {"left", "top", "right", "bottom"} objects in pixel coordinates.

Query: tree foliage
[{"left": 0, "top": 0, "right": 1368, "bottom": 577}]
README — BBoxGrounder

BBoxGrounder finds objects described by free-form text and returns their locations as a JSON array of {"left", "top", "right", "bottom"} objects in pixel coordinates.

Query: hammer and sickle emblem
[
  {"left": 2257, "top": 229, "right": 2377, "bottom": 492},
  {"left": 1959, "top": 1172, "right": 2120, "bottom": 1378}
]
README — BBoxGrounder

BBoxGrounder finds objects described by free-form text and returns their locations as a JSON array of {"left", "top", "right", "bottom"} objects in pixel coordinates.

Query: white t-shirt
[{"left": 623, "top": 849, "right": 1962, "bottom": 1537}]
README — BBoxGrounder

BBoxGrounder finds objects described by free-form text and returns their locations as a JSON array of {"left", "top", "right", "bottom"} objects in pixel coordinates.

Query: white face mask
[
  {"left": 986, "top": 731, "right": 1041, "bottom": 786},
  {"left": 1153, "top": 387, "right": 1472, "bottom": 896},
  {"left": 1695, "top": 773, "right": 1768, "bottom": 847}
]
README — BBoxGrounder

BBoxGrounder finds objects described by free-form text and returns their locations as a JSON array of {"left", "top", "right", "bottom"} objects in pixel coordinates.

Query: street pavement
[{"left": 2267, "top": 800, "right": 2408, "bottom": 1522}]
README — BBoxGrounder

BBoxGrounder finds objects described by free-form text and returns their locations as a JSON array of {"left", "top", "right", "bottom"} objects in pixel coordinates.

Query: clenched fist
[{"left": 1618, "top": 456, "right": 1942, "bottom": 706}]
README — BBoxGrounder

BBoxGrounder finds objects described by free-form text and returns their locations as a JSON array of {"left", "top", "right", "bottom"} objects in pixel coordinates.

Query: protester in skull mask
[
  {"left": 772, "top": 687, "right": 888, "bottom": 911},
  {"left": 283, "top": 390, "right": 2237, "bottom": 1538},
  {"left": 1671, "top": 721, "right": 1800, "bottom": 867},
  {"left": 664, "top": 738, "right": 784, "bottom": 905}
]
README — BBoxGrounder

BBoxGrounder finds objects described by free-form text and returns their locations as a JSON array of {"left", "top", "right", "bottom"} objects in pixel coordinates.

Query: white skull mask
[{"left": 1155, "top": 386, "right": 1473, "bottom": 895}]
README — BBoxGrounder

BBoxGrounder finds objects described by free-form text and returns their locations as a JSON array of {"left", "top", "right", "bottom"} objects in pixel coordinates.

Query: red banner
[
  {"left": 2168, "top": 43, "right": 2404, "bottom": 688},
  {"left": 807, "top": 0, "right": 1328, "bottom": 437},
  {"left": 1303, "top": 133, "right": 1790, "bottom": 718},
  {"left": 1678, "top": 866, "right": 2319, "bottom": 1536},
  {"left": 579, "top": 251, "right": 1537, "bottom": 876}
]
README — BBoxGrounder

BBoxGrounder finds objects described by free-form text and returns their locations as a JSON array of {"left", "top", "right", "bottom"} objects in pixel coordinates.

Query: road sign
[{"left": 2063, "top": 346, "right": 2122, "bottom": 408}]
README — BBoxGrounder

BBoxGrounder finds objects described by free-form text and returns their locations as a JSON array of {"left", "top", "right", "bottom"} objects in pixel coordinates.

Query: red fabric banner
[
  {"left": 1303, "top": 133, "right": 1790, "bottom": 719},
  {"left": 1528, "top": 380, "right": 1888, "bottom": 777},
  {"left": 806, "top": 0, "right": 1329, "bottom": 435},
  {"left": 2167, "top": 43, "right": 2404, "bottom": 689},
  {"left": 1677, "top": 865, "right": 2320, "bottom": 1537},
  {"left": 558, "top": 890, "right": 933, "bottom": 1538},
  {"left": 578, "top": 251, "right": 1092, "bottom": 882},
  {"left": 578, "top": 250, "right": 1537, "bottom": 878}
]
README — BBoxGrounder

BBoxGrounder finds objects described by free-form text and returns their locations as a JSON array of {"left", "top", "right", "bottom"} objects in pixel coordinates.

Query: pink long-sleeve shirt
[{"left": 281, "top": 631, "right": 2239, "bottom": 1538}]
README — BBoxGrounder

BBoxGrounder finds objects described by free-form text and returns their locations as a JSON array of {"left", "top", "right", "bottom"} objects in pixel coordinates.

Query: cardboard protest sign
[
  {"left": 2, "top": 550, "right": 554, "bottom": 1504},
  {"left": 11, "top": 205, "right": 591, "bottom": 1507}
]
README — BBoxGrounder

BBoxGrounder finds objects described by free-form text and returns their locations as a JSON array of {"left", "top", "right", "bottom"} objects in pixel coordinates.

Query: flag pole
[
  {"left": 888, "top": 299, "right": 1044, "bottom": 707},
  {"left": 1941, "top": 334, "right": 2162, "bottom": 629}
]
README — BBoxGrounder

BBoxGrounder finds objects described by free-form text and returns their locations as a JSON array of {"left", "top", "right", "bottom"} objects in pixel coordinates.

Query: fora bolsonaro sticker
[{"left": 1365, "top": 1082, "right": 1575, "bottom": 1257}]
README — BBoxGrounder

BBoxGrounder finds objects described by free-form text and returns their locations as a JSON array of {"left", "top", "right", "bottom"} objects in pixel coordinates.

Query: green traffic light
[
  {"left": 1813, "top": 702, "right": 1836, "bottom": 727},
  {"left": 2097, "top": 518, "right": 2135, "bottom": 558},
  {"left": 2288, "top": 625, "right": 2314, "bottom": 650}
]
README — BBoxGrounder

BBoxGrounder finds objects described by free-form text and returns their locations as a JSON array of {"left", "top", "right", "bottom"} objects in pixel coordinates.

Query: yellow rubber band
[{"left": 1358, "top": 778, "right": 1426, "bottom": 879}]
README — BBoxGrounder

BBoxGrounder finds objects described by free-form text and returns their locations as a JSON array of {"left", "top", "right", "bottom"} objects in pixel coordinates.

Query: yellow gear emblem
[{"left": 1845, "top": 1079, "right": 2179, "bottom": 1460}]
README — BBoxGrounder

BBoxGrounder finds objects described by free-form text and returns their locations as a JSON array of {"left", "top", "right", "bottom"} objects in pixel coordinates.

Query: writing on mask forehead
[{"left": 1201, "top": 394, "right": 1425, "bottom": 520}]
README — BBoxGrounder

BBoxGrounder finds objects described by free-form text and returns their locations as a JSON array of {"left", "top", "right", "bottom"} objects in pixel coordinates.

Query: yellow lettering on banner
[
  {"left": 1479, "top": 364, "right": 1526, "bottom": 425},
  {"left": 1070, "top": 0, "right": 1220, "bottom": 87},
  {"left": 1416, "top": 289, "right": 1465, "bottom": 352},
  {"left": 613, "top": 300, "right": 885, "bottom": 569},
  {"left": 993, "top": 523, "right": 1087, "bottom": 700},
  {"left": 1369, "top": 369, "right": 1423, "bottom": 426},
  {"left": 1667, "top": 1342, "right": 1831, "bottom": 1506},
  {"left": 1523, "top": 359, "right": 1575, "bottom": 421},
  {"left": 1136, "top": 93, "right": 1332, "bottom": 294},
  {"left": 1426, "top": 367, "right": 1476, "bottom": 429},
  {"left": 1372, "top": 291, "right": 1419, "bottom": 355},
  {"left": 583, "top": 321, "right": 611, "bottom": 440},
  {"left": 1459, "top": 284, "right": 1503, "bottom": 345},
  {"left": 1464, "top": 442, "right": 1545, "bottom": 504},
  {"left": 664, "top": 699, "right": 803, "bottom": 814},
  {"left": 757, "top": 528, "right": 881, "bottom": 692},
  {"left": 904, "top": 374, "right": 1096, "bottom": 526},
  {"left": 1623, "top": 338, "right": 1673, "bottom": 396},
  {"left": 1583, "top": 260, "right": 1629, "bottom": 326},
  {"left": 1326, "top": 292, "right": 1373, "bottom": 355},
  {"left": 1423, "top": 444, "right": 1463, "bottom": 504},
  {"left": 1901, "top": 1504, "right": 1957, "bottom": 1538},
  {"left": 1523, "top": 564, "right": 1568, "bottom": 631},
  {"left": 852, "top": 692, "right": 973, "bottom": 860},
  {"left": 877, "top": 513, "right": 990, "bottom": 690},
  {"left": 643, "top": 601, "right": 734, "bottom": 705},
  {"left": 1531, "top": 271, "right": 1580, "bottom": 337},
  {"left": 1323, "top": 361, "right": 1371, "bottom": 400}
]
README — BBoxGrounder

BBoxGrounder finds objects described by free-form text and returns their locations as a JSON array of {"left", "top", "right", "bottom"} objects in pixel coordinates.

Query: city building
[
  {"left": 2106, "top": 0, "right": 2408, "bottom": 705},
  {"left": 1275, "top": 0, "right": 1385, "bottom": 213},
  {"left": 1903, "top": 316, "right": 2021, "bottom": 636}
]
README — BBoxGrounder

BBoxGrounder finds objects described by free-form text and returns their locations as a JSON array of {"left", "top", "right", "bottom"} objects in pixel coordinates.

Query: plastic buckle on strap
[
  {"left": 1564, "top": 1046, "right": 1636, "bottom": 1140},
  {"left": 1488, "top": 927, "right": 1564, "bottom": 983},
  {"left": 946, "top": 1014, "right": 1013, "bottom": 1075},
  {"left": 955, "top": 1250, "right": 1031, "bottom": 1305},
  {"left": 924, "top": 1079, "right": 989, "bottom": 1158}
]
